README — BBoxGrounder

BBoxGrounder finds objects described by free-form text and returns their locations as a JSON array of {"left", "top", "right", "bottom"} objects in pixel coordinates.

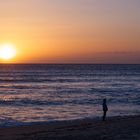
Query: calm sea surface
[{"left": 0, "top": 64, "right": 140, "bottom": 126}]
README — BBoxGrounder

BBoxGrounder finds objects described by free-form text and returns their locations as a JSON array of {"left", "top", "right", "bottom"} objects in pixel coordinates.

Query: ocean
[{"left": 0, "top": 64, "right": 140, "bottom": 127}]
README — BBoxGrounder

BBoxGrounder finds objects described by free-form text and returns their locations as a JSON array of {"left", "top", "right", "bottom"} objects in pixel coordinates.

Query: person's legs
[{"left": 103, "top": 111, "right": 106, "bottom": 121}]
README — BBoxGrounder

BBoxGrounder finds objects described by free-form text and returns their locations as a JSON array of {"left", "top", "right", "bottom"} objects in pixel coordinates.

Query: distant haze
[{"left": 0, "top": 0, "right": 140, "bottom": 63}]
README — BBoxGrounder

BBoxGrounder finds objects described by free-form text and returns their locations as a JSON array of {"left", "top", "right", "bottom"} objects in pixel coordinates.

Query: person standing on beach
[{"left": 102, "top": 99, "right": 108, "bottom": 121}]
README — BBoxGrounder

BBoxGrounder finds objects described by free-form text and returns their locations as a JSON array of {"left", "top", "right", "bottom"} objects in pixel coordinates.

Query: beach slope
[{"left": 0, "top": 116, "right": 140, "bottom": 140}]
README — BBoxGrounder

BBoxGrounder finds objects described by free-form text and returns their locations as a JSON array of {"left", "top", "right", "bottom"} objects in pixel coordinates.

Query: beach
[
  {"left": 0, "top": 0, "right": 140, "bottom": 138},
  {"left": 0, "top": 115, "right": 139, "bottom": 140},
  {"left": 0, "top": 64, "right": 140, "bottom": 140}
]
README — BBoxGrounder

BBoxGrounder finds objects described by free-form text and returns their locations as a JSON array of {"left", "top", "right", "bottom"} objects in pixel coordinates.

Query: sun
[{"left": 0, "top": 44, "right": 16, "bottom": 60}]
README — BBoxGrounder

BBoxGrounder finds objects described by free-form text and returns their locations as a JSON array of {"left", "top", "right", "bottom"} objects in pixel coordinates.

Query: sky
[{"left": 0, "top": 0, "right": 140, "bottom": 63}]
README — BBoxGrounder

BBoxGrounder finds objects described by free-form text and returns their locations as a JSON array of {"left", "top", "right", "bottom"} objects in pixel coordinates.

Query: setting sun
[{"left": 0, "top": 44, "right": 16, "bottom": 60}]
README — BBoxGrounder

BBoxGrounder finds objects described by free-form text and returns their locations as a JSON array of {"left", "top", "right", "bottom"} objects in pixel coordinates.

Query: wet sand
[{"left": 0, "top": 116, "right": 140, "bottom": 140}]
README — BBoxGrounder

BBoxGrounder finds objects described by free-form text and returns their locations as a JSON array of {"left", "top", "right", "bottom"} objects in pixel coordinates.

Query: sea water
[{"left": 0, "top": 64, "right": 140, "bottom": 126}]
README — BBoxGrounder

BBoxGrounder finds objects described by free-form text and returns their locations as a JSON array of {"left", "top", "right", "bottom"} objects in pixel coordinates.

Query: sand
[{"left": 0, "top": 116, "right": 140, "bottom": 140}]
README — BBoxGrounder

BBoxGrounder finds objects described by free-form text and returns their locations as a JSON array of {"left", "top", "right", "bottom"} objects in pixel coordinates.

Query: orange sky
[{"left": 0, "top": 0, "right": 140, "bottom": 63}]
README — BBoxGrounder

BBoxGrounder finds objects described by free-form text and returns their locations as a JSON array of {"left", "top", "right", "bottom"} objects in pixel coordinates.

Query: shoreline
[
  {"left": 0, "top": 115, "right": 140, "bottom": 140},
  {"left": 0, "top": 114, "right": 138, "bottom": 128}
]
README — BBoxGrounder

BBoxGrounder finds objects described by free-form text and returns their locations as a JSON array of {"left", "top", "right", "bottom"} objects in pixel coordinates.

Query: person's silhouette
[{"left": 102, "top": 99, "right": 108, "bottom": 121}]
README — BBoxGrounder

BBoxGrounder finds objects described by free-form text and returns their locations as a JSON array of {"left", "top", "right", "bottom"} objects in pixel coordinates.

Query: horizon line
[{"left": 0, "top": 63, "right": 140, "bottom": 65}]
